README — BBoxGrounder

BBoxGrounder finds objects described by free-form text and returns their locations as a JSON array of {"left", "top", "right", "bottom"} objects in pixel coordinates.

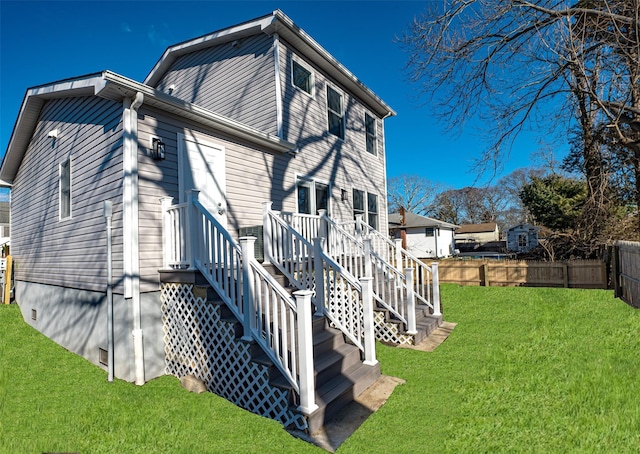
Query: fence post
[
  {"left": 360, "top": 276, "right": 378, "bottom": 366},
  {"left": 562, "top": 263, "right": 569, "bottom": 288},
  {"left": 160, "top": 197, "right": 174, "bottom": 269},
  {"left": 313, "top": 238, "right": 326, "bottom": 316},
  {"left": 262, "top": 201, "right": 273, "bottom": 265},
  {"left": 431, "top": 262, "right": 442, "bottom": 316},
  {"left": 612, "top": 243, "right": 621, "bottom": 297},
  {"left": 294, "top": 289, "right": 319, "bottom": 415},
  {"left": 482, "top": 262, "right": 489, "bottom": 287},
  {"left": 240, "top": 237, "right": 256, "bottom": 341},
  {"left": 405, "top": 268, "right": 417, "bottom": 334}
]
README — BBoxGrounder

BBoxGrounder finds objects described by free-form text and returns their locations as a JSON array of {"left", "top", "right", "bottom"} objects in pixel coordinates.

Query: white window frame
[
  {"left": 352, "top": 188, "right": 379, "bottom": 230},
  {"left": 326, "top": 84, "right": 345, "bottom": 140},
  {"left": 292, "top": 58, "right": 314, "bottom": 97},
  {"left": 59, "top": 158, "right": 72, "bottom": 221},
  {"left": 365, "top": 112, "right": 377, "bottom": 155},
  {"left": 296, "top": 176, "right": 331, "bottom": 216}
]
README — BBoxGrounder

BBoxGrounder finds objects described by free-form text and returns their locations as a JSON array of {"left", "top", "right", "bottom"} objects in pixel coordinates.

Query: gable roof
[
  {"left": 144, "top": 10, "right": 396, "bottom": 119},
  {"left": 0, "top": 70, "right": 297, "bottom": 186},
  {"left": 456, "top": 222, "right": 498, "bottom": 234},
  {"left": 388, "top": 211, "right": 458, "bottom": 230}
]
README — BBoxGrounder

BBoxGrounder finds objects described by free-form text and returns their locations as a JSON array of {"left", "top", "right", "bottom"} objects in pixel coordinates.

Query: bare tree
[
  {"left": 387, "top": 174, "right": 440, "bottom": 214},
  {"left": 400, "top": 0, "right": 640, "bottom": 232}
]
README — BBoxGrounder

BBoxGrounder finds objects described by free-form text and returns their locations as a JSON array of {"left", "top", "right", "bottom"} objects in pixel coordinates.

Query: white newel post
[
  {"left": 240, "top": 237, "right": 257, "bottom": 340},
  {"left": 363, "top": 238, "right": 373, "bottom": 278},
  {"left": 160, "top": 197, "right": 174, "bottom": 268},
  {"left": 394, "top": 239, "right": 403, "bottom": 271},
  {"left": 360, "top": 276, "right": 378, "bottom": 366},
  {"left": 262, "top": 201, "right": 273, "bottom": 265},
  {"left": 313, "top": 238, "right": 326, "bottom": 316},
  {"left": 431, "top": 262, "right": 442, "bottom": 316},
  {"left": 355, "top": 214, "right": 364, "bottom": 242},
  {"left": 317, "top": 209, "right": 328, "bottom": 251},
  {"left": 186, "top": 190, "right": 201, "bottom": 269},
  {"left": 294, "top": 289, "right": 318, "bottom": 415},
  {"left": 405, "top": 268, "right": 417, "bottom": 334}
]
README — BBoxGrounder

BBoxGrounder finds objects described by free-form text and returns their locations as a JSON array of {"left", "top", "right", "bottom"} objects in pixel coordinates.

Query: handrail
[
  {"left": 356, "top": 217, "right": 441, "bottom": 315},
  {"left": 322, "top": 213, "right": 413, "bottom": 326},
  {"left": 263, "top": 203, "right": 376, "bottom": 364},
  {"left": 162, "top": 193, "right": 317, "bottom": 414}
]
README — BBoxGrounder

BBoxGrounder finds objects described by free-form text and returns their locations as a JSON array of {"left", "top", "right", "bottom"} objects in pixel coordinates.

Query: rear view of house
[{"left": 1, "top": 11, "right": 442, "bottom": 433}]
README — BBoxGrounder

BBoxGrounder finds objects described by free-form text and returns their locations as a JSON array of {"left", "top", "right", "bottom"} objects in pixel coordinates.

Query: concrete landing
[
  {"left": 400, "top": 321, "right": 457, "bottom": 352},
  {"left": 289, "top": 375, "right": 406, "bottom": 453}
]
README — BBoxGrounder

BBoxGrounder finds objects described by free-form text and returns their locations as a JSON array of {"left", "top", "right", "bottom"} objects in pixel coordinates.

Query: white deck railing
[
  {"left": 161, "top": 192, "right": 318, "bottom": 415},
  {"left": 265, "top": 205, "right": 415, "bottom": 332},
  {"left": 355, "top": 217, "right": 441, "bottom": 316},
  {"left": 263, "top": 203, "right": 377, "bottom": 365}
]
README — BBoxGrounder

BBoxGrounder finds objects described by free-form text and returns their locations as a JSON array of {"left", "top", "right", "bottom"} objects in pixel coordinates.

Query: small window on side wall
[
  {"left": 425, "top": 227, "right": 435, "bottom": 237},
  {"left": 59, "top": 158, "right": 71, "bottom": 220},
  {"left": 327, "top": 86, "right": 344, "bottom": 139},
  {"left": 293, "top": 60, "right": 313, "bottom": 95},
  {"left": 365, "top": 113, "right": 377, "bottom": 155}
]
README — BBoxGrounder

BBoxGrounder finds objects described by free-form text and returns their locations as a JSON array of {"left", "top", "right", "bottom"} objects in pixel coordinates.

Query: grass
[{"left": 2, "top": 285, "right": 640, "bottom": 453}]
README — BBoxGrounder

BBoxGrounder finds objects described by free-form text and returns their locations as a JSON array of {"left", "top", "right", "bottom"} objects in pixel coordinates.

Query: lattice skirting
[
  {"left": 161, "top": 282, "right": 308, "bottom": 431},
  {"left": 373, "top": 310, "right": 416, "bottom": 345}
]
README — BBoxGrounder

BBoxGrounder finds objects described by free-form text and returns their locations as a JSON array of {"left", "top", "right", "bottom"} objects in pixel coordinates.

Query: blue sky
[{"left": 0, "top": 0, "right": 561, "bottom": 192}]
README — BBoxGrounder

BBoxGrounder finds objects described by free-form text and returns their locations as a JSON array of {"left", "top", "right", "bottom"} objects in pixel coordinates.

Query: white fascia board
[
  {"left": 0, "top": 73, "right": 107, "bottom": 184},
  {"left": 269, "top": 10, "right": 395, "bottom": 118}
]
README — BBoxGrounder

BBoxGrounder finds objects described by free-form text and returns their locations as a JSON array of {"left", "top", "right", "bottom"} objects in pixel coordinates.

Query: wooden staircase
[{"left": 261, "top": 264, "right": 380, "bottom": 433}]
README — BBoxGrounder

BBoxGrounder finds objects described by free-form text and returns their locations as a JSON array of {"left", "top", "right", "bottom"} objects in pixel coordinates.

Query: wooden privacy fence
[
  {"left": 612, "top": 240, "right": 640, "bottom": 308},
  {"left": 436, "top": 259, "right": 607, "bottom": 289}
]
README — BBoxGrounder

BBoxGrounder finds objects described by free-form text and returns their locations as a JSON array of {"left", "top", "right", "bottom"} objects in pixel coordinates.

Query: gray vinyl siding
[
  {"left": 278, "top": 39, "right": 389, "bottom": 234},
  {"left": 154, "top": 34, "right": 278, "bottom": 135},
  {"left": 11, "top": 96, "right": 125, "bottom": 293}
]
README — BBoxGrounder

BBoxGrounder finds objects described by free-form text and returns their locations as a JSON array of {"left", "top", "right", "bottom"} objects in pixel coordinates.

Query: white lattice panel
[
  {"left": 373, "top": 310, "right": 416, "bottom": 345},
  {"left": 161, "top": 283, "right": 307, "bottom": 431}
]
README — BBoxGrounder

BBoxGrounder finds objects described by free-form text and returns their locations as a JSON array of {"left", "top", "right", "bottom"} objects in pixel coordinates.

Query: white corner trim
[{"left": 273, "top": 33, "right": 283, "bottom": 139}]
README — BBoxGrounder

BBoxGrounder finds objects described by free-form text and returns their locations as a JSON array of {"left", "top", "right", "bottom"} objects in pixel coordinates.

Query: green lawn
[{"left": 2, "top": 285, "right": 639, "bottom": 453}]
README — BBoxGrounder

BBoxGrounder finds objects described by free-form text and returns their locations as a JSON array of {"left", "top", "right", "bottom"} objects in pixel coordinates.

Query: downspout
[
  {"left": 123, "top": 92, "right": 145, "bottom": 385},
  {"left": 273, "top": 33, "right": 283, "bottom": 139}
]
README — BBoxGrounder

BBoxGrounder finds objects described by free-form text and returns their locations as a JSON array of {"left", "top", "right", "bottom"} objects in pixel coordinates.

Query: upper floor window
[
  {"left": 365, "top": 113, "right": 377, "bottom": 155},
  {"left": 293, "top": 60, "right": 313, "bottom": 95},
  {"left": 59, "top": 158, "right": 71, "bottom": 220},
  {"left": 327, "top": 86, "right": 344, "bottom": 139}
]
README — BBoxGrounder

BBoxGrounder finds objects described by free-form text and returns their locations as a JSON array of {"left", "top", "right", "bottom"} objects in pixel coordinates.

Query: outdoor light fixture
[
  {"left": 152, "top": 138, "right": 166, "bottom": 160},
  {"left": 48, "top": 129, "right": 59, "bottom": 139},
  {"left": 341, "top": 189, "right": 348, "bottom": 202}
]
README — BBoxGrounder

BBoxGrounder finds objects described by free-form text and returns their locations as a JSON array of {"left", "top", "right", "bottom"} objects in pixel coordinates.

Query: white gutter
[
  {"left": 123, "top": 92, "right": 145, "bottom": 385},
  {"left": 273, "top": 33, "right": 283, "bottom": 139}
]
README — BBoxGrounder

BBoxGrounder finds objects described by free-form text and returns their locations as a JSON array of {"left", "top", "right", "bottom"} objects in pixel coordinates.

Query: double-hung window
[
  {"left": 365, "top": 113, "right": 377, "bottom": 155},
  {"left": 352, "top": 189, "right": 379, "bottom": 230},
  {"left": 293, "top": 60, "right": 313, "bottom": 95},
  {"left": 59, "top": 158, "right": 71, "bottom": 220},
  {"left": 327, "top": 86, "right": 344, "bottom": 139},
  {"left": 297, "top": 178, "right": 330, "bottom": 215}
]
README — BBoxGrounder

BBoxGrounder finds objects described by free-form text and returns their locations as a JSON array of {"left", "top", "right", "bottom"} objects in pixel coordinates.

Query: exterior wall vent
[
  {"left": 99, "top": 348, "right": 109, "bottom": 366},
  {"left": 31, "top": 309, "right": 37, "bottom": 321}
]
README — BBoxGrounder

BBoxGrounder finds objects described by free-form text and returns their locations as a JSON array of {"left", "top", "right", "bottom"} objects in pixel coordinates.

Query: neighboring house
[
  {"left": 388, "top": 210, "right": 458, "bottom": 259},
  {"left": 0, "top": 11, "right": 442, "bottom": 433},
  {"left": 455, "top": 222, "right": 500, "bottom": 244},
  {"left": 0, "top": 201, "right": 9, "bottom": 240},
  {"left": 506, "top": 223, "right": 539, "bottom": 253}
]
